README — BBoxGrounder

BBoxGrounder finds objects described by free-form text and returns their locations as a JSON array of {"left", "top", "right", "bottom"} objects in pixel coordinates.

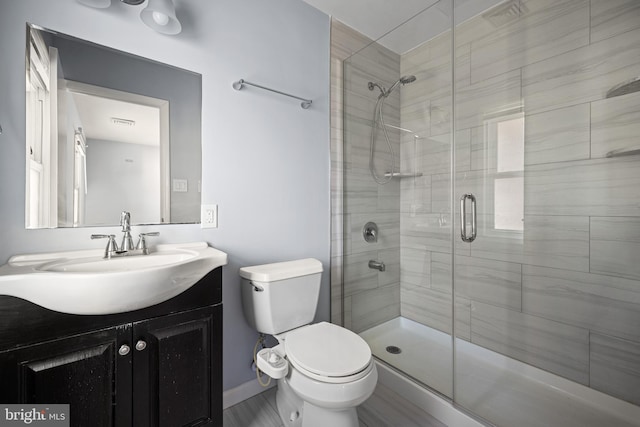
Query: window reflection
[{"left": 487, "top": 113, "right": 524, "bottom": 232}]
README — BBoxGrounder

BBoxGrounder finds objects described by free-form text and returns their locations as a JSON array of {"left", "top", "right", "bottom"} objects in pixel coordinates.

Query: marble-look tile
[
  {"left": 455, "top": 255, "right": 522, "bottom": 311},
  {"left": 402, "top": 29, "right": 451, "bottom": 75},
  {"left": 468, "top": 215, "right": 525, "bottom": 264},
  {"left": 400, "top": 247, "right": 431, "bottom": 289},
  {"left": 331, "top": 18, "right": 374, "bottom": 61},
  {"left": 400, "top": 101, "right": 430, "bottom": 140},
  {"left": 590, "top": 0, "right": 640, "bottom": 43},
  {"left": 470, "top": 125, "right": 491, "bottom": 171},
  {"left": 471, "top": 301, "right": 590, "bottom": 384},
  {"left": 346, "top": 40, "right": 400, "bottom": 84},
  {"left": 591, "top": 90, "right": 640, "bottom": 159},
  {"left": 401, "top": 285, "right": 453, "bottom": 335},
  {"left": 455, "top": 296, "right": 472, "bottom": 341},
  {"left": 524, "top": 103, "right": 590, "bottom": 165},
  {"left": 456, "top": 69, "right": 522, "bottom": 130},
  {"left": 470, "top": 0, "right": 589, "bottom": 83},
  {"left": 522, "top": 215, "right": 590, "bottom": 272},
  {"left": 430, "top": 251, "right": 452, "bottom": 294},
  {"left": 454, "top": 3, "right": 503, "bottom": 48},
  {"left": 351, "top": 284, "right": 401, "bottom": 333},
  {"left": 590, "top": 216, "right": 640, "bottom": 280},
  {"left": 522, "top": 27, "right": 640, "bottom": 114},
  {"left": 462, "top": 215, "right": 587, "bottom": 272},
  {"left": 524, "top": 157, "right": 640, "bottom": 216},
  {"left": 590, "top": 332, "right": 640, "bottom": 406},
  {"left": 377, "top": 247, "right": 401, "bottom": 288},
  {"left": 430, "top": 93, "right": 453, "bottom": 137},
  {"left": 401, "top": 212, "right": 453, "bottom": 254},
  {"left": 343, "top": 295, "right": 353, "bottom": 331},
  {"left": 399, "top": 172, "right": 431, "bottom": 215},
  {"left": 522, "top": 265, "right": 640, "bottom": 342},
  {"left": 417, "top": 134, "right": 454, "bottom": 176},
  {"left": 343, "top": 251, "right": 380, "bottom": 296}
]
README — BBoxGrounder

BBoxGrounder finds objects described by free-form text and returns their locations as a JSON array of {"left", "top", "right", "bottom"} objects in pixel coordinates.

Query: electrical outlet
[{"left": 201, "top": 204, "right": 218, "bottom": 228}]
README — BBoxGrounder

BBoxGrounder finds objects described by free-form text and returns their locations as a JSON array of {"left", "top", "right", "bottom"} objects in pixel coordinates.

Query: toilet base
[{"left": 276, "top": 378, "right": 360, "bottom": 427}]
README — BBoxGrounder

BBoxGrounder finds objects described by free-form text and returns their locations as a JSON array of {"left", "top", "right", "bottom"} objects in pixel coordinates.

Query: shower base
[{"left": 361, "top": 317, "right": 640, "bottom": 427}]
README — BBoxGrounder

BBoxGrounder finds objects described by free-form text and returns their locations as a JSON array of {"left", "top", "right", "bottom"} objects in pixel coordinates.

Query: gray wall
[{"left": 0, "top": 0, "right": 330, "bottom": 392}]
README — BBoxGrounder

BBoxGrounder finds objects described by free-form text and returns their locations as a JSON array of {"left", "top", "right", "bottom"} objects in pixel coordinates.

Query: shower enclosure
[{"left": 333, "top": 0, "right": 640, "bottom": 425}]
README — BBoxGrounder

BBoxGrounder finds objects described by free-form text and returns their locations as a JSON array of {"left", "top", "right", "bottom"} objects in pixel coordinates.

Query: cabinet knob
[
  {"left": 118, "top": 344, "right": 130, "bottom": 356},
  {"left": 135, "top": 340, "right": 147, "bottom": 351}
]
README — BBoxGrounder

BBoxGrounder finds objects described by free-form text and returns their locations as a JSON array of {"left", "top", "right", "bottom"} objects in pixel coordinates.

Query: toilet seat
[{"left": 284, "top": 322, "right": 373, "bottom": 384}]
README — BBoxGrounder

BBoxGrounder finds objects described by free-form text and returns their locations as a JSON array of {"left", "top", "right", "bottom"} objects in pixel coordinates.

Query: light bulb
[{"left": 152, "top": 11, "right": 170, "bottom": 26}]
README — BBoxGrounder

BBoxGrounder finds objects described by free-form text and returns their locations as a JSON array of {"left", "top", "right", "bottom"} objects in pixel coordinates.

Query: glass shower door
[
  {"left": 452, "top": 0, "right": 640, "bottom": 425},
  {"left": 341, "top": 0, "right": 455, "bottom": 400}
]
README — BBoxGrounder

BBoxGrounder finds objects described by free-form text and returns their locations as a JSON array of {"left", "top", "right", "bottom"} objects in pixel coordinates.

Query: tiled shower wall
[
  {"left": 399, "top": 0, "right": 640, "bottom": 406},
  {"left": 331, "top": 19, "right": 403, "bottom": 333},
  {"left": 331, "top": 0, "right": 640, "bottom": 408}
]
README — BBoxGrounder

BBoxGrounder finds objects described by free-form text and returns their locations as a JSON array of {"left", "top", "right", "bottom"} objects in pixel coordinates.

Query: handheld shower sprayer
[
  {"left": 367, "top": 75, "right": 417, "bottom": 184},
  {"left": 368, "top": 75, "right": 416, "bottom": 98}
]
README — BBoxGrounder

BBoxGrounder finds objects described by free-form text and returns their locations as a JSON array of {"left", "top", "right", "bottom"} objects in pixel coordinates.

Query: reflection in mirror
[{"left": 25, "top": 23, "right": 202, "bottom": 228}]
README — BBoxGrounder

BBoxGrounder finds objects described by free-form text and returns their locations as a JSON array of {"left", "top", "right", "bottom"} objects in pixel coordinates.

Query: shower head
[
  {"left": 400, "top": 75, "right": 417, "bottom": 84},
  {"left": 368, "top": 75, "right": 417, "bottom": 98},
  {"left": 385, "top": 75, "right": 417, "bottom": 97}
]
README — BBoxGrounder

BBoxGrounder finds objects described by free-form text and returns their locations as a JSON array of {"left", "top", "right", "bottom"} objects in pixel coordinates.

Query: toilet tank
[{"left": 239, "top": 258, "right": 323, "bottom": 335}]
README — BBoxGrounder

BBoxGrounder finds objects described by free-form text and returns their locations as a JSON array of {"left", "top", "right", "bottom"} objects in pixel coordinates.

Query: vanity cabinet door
[
  {"left": 0, "top": 325, "right": 133, "bottom": 427},
  {"left": 132, "top": 305, "right": 222, "bottom": 427}
]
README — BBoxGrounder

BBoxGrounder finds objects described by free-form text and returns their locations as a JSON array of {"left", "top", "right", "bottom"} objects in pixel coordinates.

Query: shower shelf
[
  {"left": 384, "top": 172, "right": 424, "bottom": 178},
  {"left": 605, "top": 147, "right": 640, "bottom": 158}
]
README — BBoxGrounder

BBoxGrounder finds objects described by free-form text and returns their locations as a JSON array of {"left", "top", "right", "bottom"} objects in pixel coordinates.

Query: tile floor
[{"left": 223, "top": 382, "right": 446, "bottom": 427}]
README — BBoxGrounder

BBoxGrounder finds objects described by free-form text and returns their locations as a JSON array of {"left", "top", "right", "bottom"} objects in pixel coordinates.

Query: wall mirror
[{"left": 25, "top": 23, "right": 202, "bottom": 229}]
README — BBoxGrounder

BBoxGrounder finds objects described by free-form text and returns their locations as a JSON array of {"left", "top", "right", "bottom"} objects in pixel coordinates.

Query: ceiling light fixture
[
  {"left": 140, "top": 0, "right": 182, "bottom": 35},
  {"left": 76, "top": 0, "right": 182, "bottom": 35}
]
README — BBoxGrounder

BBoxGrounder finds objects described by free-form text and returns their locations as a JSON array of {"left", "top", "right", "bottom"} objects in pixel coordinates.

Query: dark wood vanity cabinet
[{"left": 0, "top": 268, "right": 223, "bottom": 427}]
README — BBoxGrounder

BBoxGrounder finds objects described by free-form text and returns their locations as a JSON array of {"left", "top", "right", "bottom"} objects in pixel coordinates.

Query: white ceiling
[{"left": 301, "top": 0, "right": 504, "bottom": 54}]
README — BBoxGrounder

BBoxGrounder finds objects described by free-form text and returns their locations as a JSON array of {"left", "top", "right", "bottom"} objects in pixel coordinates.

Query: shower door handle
[{"left": 460, "top": 194, "right": 477, "bottom": 243}]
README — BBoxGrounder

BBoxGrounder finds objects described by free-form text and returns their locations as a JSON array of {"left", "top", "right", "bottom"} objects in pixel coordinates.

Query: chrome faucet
[
  {"left": 91, "top": 211, "right": 159, "bottom": 258},
  {"left": 120, "top": 211, "right": 135, "bottom": 252},
  {"left": 368, "top": 260, "right": 386, "bottom": 272}
]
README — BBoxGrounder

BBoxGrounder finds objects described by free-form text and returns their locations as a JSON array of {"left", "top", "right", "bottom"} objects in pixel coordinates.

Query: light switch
[{"left": 172, "top": 179, "right": 188, "bottom": 192}]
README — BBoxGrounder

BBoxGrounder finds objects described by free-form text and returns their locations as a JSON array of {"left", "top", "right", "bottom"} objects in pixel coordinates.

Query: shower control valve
[{"left": 363, "top": 222, "right": 378, "bottom": 243}]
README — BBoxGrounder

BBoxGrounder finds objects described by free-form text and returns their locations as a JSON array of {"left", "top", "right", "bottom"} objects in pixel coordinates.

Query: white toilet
[{"left": 239, "top": 258, "right": 377, "bottom": 427}]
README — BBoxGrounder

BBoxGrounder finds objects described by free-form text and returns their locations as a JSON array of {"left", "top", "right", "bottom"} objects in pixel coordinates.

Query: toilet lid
[{"left": 284, "top": 322, "right": 371, "bottom": 378}]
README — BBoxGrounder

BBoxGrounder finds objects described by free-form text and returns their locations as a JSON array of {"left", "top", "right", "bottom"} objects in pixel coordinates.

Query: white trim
[{"left": 223, "top": 378, "right": 276, "bottom": 410}]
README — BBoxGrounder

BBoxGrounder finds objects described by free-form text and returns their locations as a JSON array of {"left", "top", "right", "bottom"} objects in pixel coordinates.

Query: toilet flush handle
[{"left": 251, "top": 281, "right": 264, "bottom": 292}]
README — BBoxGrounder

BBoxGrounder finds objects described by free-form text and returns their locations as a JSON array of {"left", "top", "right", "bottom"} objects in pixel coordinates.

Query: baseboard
[{"left": 223, "top": 377, "right": 276, "bottom": 409}]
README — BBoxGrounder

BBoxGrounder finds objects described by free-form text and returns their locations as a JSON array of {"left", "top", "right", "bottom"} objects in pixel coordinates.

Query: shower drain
[{"left": 385, "top": 345, "right": 402, "bottom": 354}]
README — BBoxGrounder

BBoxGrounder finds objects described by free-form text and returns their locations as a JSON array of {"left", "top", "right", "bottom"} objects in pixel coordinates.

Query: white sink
[{"left": 0, "top": 242, "right": 227, "bottom": 315}]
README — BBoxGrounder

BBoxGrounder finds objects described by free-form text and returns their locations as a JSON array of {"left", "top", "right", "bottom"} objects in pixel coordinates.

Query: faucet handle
[
  {"left": 136, "top": 232, "right": 159, "bottom": 254},
  {"left": 91, "top": 234, "right": 119, "bottom": 258}
]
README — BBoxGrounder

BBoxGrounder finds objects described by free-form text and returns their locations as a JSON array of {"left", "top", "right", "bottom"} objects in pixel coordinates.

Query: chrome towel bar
[{"left": 232, "top": 79, "right": 312, "bottom": 109}]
